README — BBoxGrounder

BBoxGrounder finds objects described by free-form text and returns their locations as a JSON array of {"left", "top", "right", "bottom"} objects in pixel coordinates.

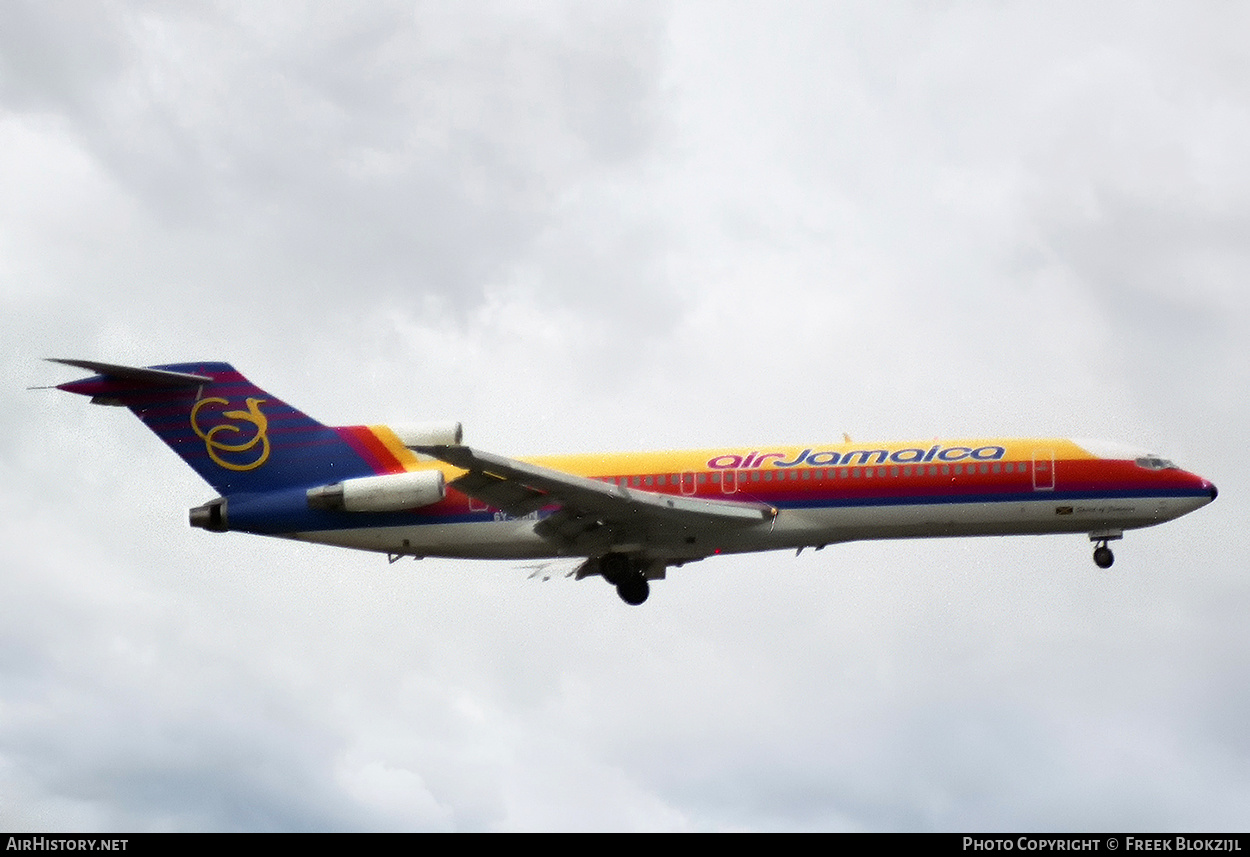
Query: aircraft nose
[{"left": 1208, "top": 481, "right": 1218, "bottom": 501}]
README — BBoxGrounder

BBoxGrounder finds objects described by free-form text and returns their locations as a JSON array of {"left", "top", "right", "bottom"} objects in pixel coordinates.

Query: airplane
[{"left": 48, "top": 359, "right": 1218, "bottom": 605}]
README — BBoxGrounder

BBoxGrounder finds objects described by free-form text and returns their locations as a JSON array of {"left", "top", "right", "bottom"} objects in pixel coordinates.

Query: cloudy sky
[{"left": 2, "top": 0, "right": 1247, "bottom": 831}]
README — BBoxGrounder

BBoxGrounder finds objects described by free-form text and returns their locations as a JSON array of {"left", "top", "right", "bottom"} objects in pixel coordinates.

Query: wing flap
[{"left": 449, "top": 470, "right": 549, "bottom": 517}]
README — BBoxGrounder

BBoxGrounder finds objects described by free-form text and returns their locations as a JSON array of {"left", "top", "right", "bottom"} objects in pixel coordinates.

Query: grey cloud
[{"left": 1, "top": 2, "right": 669, "bottom": 315}]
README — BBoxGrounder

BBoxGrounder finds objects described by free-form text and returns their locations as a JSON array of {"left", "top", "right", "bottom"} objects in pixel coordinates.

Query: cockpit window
[{"left": 1135, "top": 456, "right": 1177, "bottom": 470}]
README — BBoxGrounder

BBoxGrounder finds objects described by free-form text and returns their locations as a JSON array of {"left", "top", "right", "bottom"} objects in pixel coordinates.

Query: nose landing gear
[{"left": 1089, "top": 530, "right": 1123, "bottom": 570}]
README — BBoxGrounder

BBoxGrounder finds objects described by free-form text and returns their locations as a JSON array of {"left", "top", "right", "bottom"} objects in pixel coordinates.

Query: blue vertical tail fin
[{"left": 52, "top": 359, "right": 379, "bottom": 496}]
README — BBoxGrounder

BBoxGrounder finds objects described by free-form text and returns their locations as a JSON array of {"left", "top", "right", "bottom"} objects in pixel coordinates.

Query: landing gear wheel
[
  {"left": 600, "top": 552, "right": 632, "bottom": 586},
  {"left": 616, "top": 576, "right": 649, "bottom": 605},
  {"left": 1093, "top": 545, "right": 1115, "bottom": 569}
]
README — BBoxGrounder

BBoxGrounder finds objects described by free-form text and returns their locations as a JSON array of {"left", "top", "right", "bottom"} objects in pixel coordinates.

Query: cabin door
[{"left": 1032, "top": 450, "right": 1055, "bottom": 491}]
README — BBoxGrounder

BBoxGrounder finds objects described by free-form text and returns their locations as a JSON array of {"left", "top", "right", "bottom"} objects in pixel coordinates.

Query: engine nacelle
[
  {"left": 389, "top": 421, "right": 463, "bottom": 447},
  {"left": 306, "top": 469, "right": 446, "bottom": 512}
]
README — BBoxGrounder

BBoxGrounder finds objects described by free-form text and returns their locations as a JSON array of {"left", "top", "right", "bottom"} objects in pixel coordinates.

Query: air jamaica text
[{"left": 706, "top": 444, "right": 1006, "bottom": 470}]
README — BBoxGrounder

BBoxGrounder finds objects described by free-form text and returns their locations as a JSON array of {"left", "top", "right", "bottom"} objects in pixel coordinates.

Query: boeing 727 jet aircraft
[{"left": 50, "top": 359, "right": 1217, "bottom": 605}]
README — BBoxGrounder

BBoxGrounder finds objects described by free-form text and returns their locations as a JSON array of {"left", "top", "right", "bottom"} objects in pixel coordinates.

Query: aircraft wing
[{"left": 413, "top": 444, "right": 775, "bottom": 552}]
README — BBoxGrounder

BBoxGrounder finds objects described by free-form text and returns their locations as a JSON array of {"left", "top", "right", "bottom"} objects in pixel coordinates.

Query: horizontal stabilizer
[{"left": 48, "top": 359, "right": 213, "bottom": 387}]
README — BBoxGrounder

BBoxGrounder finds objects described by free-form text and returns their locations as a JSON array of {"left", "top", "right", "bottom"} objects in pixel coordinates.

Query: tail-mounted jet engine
[
  {"left": 306, "top": 421, "right": 462, "bottom": 512},
  {"left": 391, "top": 422, "right": 463, "bottom": 449},
  {"left": 307, "top": 470, "right": 446, "bottom": 512}
]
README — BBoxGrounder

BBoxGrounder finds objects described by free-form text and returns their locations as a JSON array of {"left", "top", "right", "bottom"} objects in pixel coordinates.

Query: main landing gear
[
  {"left": 1090, "top": 530, "right": 1123, "bottom": 569},
  {"left": 599, "top": 552, "right": 651, "bottom": 605}
]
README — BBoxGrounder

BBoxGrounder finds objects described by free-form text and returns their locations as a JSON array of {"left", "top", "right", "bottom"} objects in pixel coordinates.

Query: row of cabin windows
[{"left": 604, "top": 461, "right": 1030, "bottom": 488}]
